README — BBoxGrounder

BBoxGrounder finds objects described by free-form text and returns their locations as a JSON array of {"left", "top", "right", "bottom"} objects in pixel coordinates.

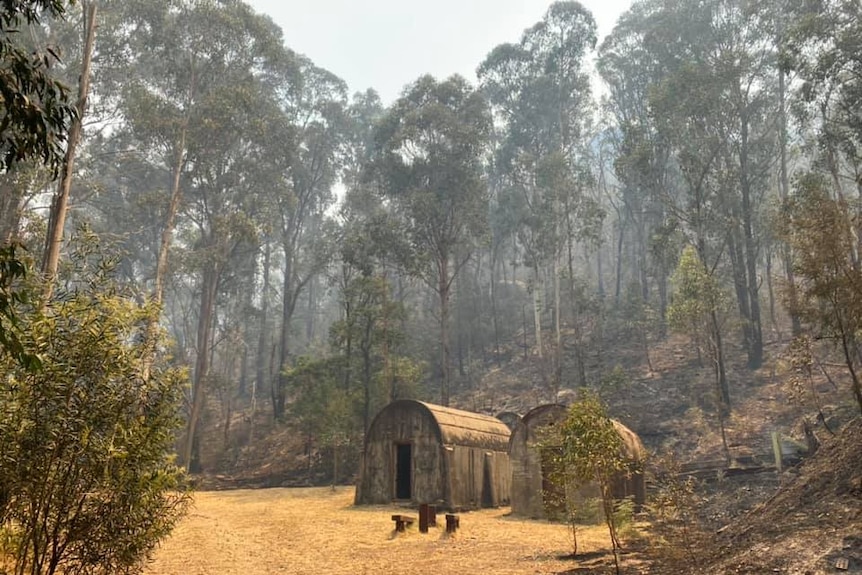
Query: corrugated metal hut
[
  {"left": 355, "top": 400, "right": 512, "bottom": 510},
  {"left": 509, "top": 403, "right": 646, "bottom": 518}
]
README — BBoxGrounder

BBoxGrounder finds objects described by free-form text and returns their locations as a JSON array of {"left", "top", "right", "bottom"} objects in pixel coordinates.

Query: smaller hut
[
  {"left": 509, "top": 404, "right": 646, "bottom": 519},
  {"left": 355, "top": 400, "right": 512, "bottom": 510}
]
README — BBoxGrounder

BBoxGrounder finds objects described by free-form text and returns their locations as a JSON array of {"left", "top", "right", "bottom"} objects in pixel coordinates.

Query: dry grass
[{"left": 144, "top": 487, "right": 625, "bottom": 575}]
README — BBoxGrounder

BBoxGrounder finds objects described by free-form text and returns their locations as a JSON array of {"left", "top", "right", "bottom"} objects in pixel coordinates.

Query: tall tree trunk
[
  {"left": 614, "top": 211, "right": 625, "bottom": 305},
  {"left": 140, "top": 62, "right": 194, "bottom": 383},
  {"left": 596, "top": 243, "right": 604, "bottom": 299},
  {"left": 532, "top": 264, "right": 543, "bottom": 359},
  {"left": 490, "top": 244, "right": 501, "bottom": 366},
  {"left": 256, "top": 240, "right": 271, "bottom": 405},
  {"left": 361, "top": 316, "right": 373, "bottom": 433},
  {"left": 41, "top": 1, "right": 97, "bottom": 299},
  {"left": 381, "top": 273, "right": 393, "bottom": 404},
  {"left": 739, "top": 119, "right": 763, "bottom": 368},
  {"left": 657, "top": 269, "right": 669, "bottom": 339},
  {"left": 765, "top": 246, "right": 778, "bottom": 333},
  {"left": 439, "top": 256, "right": 452, "bottom": 406},
  {"left": 728, "top": 228, "right": 753, "bottom": 352},
  {"left": 238, "top": 271, "right": 253, "bottom": 397},
  {"left": 553, "top": 255, "right": 562, "bottom": 397},
  {"left": 566, "top": 218, "right": 587, "bottom": 387},
  {"left": 636, "top": 215, "right": 649, "bottom": 302},
  {"left": 152, "top": 129, "right": 188, "bottom": 313},
  {"left": 711, "top": 308, "right": 731, "bottom": 413},
  {"left": 184, "top": 261, "right": 219, "bottom": 472},
  {"left": 456, "top": 272, "right": 465, "bottom": 377},
  {"left": 305, "top": 274, "right": 316, "bottom": 342},
  {"left": 341, "top": 276, "right": 354, "bottom": 393},
  {"left": 777, "top": 7, "right": 801, "bottom": 336},
  {"left": 274, "top": 242, "right": 296, "bottom": 421}
]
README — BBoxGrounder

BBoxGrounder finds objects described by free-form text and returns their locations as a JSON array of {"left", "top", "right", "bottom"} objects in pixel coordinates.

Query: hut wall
[
  {"left": 509, "top": 404, "right": 567, "bottom": 518},
  {"left": 447, "top": 446, "right": 511, "bottom": 509},
  {"left": 355, "top": 404, "right": 443, "bottom": 505}
]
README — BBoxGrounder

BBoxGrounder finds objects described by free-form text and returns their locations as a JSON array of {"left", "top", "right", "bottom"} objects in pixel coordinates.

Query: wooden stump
[
  {"left": 445, "top": 513, "right": 460, "bottom": 534},
  {"left": 391, "top": 514, "right": 415, "bottom": 532},
  {"left": 419, "top": 504, "right": 437, "bottom": 533}
]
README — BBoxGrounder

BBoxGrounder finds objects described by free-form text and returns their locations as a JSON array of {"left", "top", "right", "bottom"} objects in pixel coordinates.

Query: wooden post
[
  {"left": 771, "top": 431, "right": 783, "bottom": 473},
  {"left": 445, "top": 513, "right": 460, "bottom": 534},
  {"left": 419, "top": 503, "right": 429, "bottom": 533}
]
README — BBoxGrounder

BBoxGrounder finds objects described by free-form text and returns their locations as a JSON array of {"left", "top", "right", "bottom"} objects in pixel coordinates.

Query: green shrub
[{"left": 0, "top": 249, "right": 190, "bottom": 575}]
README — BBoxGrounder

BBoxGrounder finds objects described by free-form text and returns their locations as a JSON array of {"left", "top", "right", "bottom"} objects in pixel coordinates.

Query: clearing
[{"left": 144, "top": 486, "right": 631, "bottom": 575}]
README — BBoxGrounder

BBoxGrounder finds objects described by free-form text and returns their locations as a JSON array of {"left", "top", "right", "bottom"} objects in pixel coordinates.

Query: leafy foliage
[
  {"left": 777, "top": 174, "right": 862, "bottom": 415},
  {"left": 287, "top": 356, "right": 357, "bottom": 451},
  {"left": 542, "top": 393, "right": 631, "bottom": 563},
  {"left": 0, "top": 245, "right": 190, "bottom": 575},
  {"left": 368, "top": 74, "right": 491, "bottom": 405},
  {"left": 668, "top": 245, "right": 733, "bottom": 457},
  {"left": 646, "top": 454, "right": 710, "bottom": 570},
  {"left": 668, "top": 245, "right": 729, "bottom": 352},
  {"left": 0, "top": 243, "right": 38, "bottom": 369},
  {"left": 0, "top": 0, "right": 76, "bottom": 174}
]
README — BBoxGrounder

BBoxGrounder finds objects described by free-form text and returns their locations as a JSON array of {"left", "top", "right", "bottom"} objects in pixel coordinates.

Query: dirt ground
[{"left": 143, "top": 487, "right": 639, "bottom": 575}]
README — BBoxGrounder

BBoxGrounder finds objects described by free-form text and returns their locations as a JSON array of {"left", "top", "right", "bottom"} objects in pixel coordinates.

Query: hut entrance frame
[{"left": 394, "top": 442, "right": 412, "bottom": 500}]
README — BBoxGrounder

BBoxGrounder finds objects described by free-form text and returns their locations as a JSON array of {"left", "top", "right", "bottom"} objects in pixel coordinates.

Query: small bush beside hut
[{"left": 508, "top": 403, "right": 646, "bottom": 520}]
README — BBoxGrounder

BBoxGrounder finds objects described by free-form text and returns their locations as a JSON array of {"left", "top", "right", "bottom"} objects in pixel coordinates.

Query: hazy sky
[{"left": 245, "top": 0, "right": 634, "bottom": 104}]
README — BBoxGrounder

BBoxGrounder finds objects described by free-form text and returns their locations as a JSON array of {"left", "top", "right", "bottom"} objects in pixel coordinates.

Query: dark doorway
[{"left": 395, "top": 443, "right": 412, "bottom": 500}]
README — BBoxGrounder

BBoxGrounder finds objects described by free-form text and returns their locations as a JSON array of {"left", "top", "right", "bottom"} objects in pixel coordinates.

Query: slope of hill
[{"left": 705, "top": 418, "right": 862, "bottom": 574}]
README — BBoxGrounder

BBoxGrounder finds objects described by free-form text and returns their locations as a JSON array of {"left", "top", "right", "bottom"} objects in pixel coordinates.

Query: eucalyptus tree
[
  {"left": 368, "top": 75, "right": 491, "bottom": 406},
  {"left": 715, "top": 0, "right": 778, "bottom": 370},
  {"left": 101, "top": 0, "right": 282, "bottom": 313},
  {"left": 789, "top": 0, "right": 862, "bottom": 209},
  {"left": 778, "top": 174, "right": 862, "bottom": 416},
  {"left": 334, "top": 89, "right": 397, "bottom": 431},
  {"left": 102, "top": 0, "right": 198, "bottom": 312},
  {"left": 155, "top": 0, "right": 287, "bottom": 469},
  {"left": 76, "top": 131, "right": 168, "bottom": 287},
  {"left": 40, "top": 0, "right": 97, "bottom": 299},
  {"left": 269, "top": 56, "right": 347, "bottom": 422},
  {"left": 647, "top": 0, "right": 779, "bottom": 369},
  {"left": 639, "top": 0, "right": 736, "bottom": 407},
  {"left": 598, "top": 2, "right": 675, "bottom": 323},
  {"left": 780, "top": 0, "right": 862, "bottom": 415},
  {"left": 478, "top": 1, "right": 597, "bottom": 391}
]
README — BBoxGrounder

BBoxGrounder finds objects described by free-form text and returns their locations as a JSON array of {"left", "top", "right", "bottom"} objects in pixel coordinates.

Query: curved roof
[
  {"left": 612, "top": 419, "right": 646, "bottom": 462},
  {"left": 374, "top": 400, "right": 512, "bottom": 451},
  {"left": 520, "top": 403, "right": 567, "bottom": 427},
  {"left": 512, "top": 403, "right": 645, "bottom": 462}
]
